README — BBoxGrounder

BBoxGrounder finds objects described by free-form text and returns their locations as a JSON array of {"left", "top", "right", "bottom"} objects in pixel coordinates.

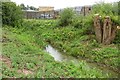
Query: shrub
[
  {"left": 92, "top": 2, "right": 112, "bottom": 15},
  {"left": 72, "top": 15, "right": 84, "bottom": 28},
  {"left": 2, "top": 2, "right": 23, "bottom": 27},
  {"left": 92, "top": 2, "right": 119, "bottom": 25},
  {"left": 57, "top": 8, "right": 75, "bottom": 27},
  {"left": 91, "top": 2, "right": 120, "bottom": 44},
  {"left": 82, "top": 15, "right": 94, "bottom": 35},
  {"left": 113, "top": 30, "right": 120, "bottom": 44}
]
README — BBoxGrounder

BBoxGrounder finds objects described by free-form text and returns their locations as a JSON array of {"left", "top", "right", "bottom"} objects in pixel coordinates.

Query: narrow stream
[{"left": 45, "top": 45, "right": 118, "bottom": 77}]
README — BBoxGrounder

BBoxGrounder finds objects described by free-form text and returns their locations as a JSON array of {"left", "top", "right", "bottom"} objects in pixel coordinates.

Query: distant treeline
[{"left": 19, "top": 3, "right": 38, "bottom": 10}]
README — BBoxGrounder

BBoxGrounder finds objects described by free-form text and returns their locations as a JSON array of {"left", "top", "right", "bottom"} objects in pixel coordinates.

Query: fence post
[{"left": 94, "top": 14, "right": 102, "bottom": 43}]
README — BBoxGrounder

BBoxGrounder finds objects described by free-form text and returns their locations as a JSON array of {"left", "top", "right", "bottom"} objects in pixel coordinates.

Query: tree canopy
[{"left": 2, "top": 2, "right": 23, "bottom": 27}]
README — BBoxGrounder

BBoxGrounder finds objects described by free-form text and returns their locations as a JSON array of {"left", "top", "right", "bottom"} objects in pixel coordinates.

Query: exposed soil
[
  {"left": 17, "top": 69, "right": 33, "bottom": 75},
  {"left": 0, "top": 55, "right": 12, "bottom": 67},
  {"left": 0, "top": 55, "right": 33, "bottom": 76}
]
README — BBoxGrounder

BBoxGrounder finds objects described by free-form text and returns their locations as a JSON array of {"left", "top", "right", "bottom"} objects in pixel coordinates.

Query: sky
[{"left": 11, "top": 0, "right": 118, "bottom": 10}]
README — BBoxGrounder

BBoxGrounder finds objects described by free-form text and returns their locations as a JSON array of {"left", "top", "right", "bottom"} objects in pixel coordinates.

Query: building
[
  {"left": 23, "top": 6, "right": 55, "bottom": 19},
  {"left": 55, "top": 6, "right": 92, "bottom": 16},
  {"left": 39, "top": 6, "right": 54, "bottom": 11},
  {"left": 80, "top": 6, "right": 92, "bottom": 16},
  {"left": 23, "top": 10, "right": 40, "bottom": 19},
  {"left": 38, "top": 6, "right": 55, "bottom": 19},
  {"left": 23, "top": 6, "right": 92, "bottom": 19}
]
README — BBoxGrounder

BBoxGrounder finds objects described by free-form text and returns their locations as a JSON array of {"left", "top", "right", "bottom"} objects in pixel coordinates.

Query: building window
[{"left": 89, "top": 8, "right": 91, "bottom": 11}]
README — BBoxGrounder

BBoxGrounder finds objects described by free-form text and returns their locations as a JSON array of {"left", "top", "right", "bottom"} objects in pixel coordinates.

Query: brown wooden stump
[
  {"left": 94, "top": 14, "right": 102, "bottom": 43},
  {"left": 94, "top": 15, "right": 116, "bottom": 45},
  {"left": 102, "top": 16, "right": 112, "bottom": 44}
]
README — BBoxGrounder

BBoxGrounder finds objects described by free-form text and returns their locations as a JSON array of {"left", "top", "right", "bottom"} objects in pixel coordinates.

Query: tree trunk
[
  {"left": 94, "top": 15, "right": 116, "bottom": 45},
  {"left": 94, "top": 14, "right": 102, "bottom": 43}
]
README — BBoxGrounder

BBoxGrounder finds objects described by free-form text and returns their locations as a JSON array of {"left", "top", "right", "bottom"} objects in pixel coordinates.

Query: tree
[
  {"left": 20, "top": 3, "right": 26, "bottom": 10},
  {"left": 2, "top": 2, "right": 23, "bottom": 27},
  {"left": 58, "top": 8, "right": 75, "bottom": 26},
  {"left": 29, "top": 6, "right": 36, "bottom": 10},
  {"left": 92, "top": 2, "right": 119, "bottom": 44},
  {"left": 26, "top": 5, "right": 30, "bottom": 10}
]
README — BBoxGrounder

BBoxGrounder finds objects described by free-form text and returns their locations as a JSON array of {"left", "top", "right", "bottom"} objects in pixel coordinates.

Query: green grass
[
  {"left": 1, "top": 20, "right": 119, "bottom": 78},
  {"left": 20, "top": 19, "right": 119, "bottom": 71},
  {"left": 23, "top": 19, "right": 119, "bottom": 71}
]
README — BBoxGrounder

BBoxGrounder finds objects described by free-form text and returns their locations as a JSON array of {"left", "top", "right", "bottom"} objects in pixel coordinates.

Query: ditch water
[{"left": 45, "top": 45, "right": 118, "bottom": 78}]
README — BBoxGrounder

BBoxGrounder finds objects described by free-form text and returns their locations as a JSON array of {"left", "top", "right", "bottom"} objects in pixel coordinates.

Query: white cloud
[{"left": 11, "top": 0, "right": 119, "bottom": 9}]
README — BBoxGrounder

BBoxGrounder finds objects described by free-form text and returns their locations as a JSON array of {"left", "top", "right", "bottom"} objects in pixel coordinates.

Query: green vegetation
[
  {"left": 56, "top": 8, "right": 75, "bottom": 27},
  {"left": 20, "top": 19, "right": 119, "bottom": 72},
  {"left": 2, "top": 19, "right": 119, "bottom": 78},
  {"left": 2, "top": 26, "right": 112, "bottom": 78},
  {"left": 1, "top": 1, "right": 119, "bottom": 78},
  {"left": 2, "top": 2, "right": 23, "bottom": 27}
]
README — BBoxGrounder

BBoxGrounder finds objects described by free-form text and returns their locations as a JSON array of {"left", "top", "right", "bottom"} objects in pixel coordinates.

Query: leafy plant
[
  {"left": 57, "top": 8, "right": 75, "bottom": 27},
  {"left": 2, "top": 2, "right": 23, "bottom": 27}
]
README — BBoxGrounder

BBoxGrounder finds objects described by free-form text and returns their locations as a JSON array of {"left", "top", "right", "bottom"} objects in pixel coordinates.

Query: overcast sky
[{"left": 11, "top": 0, "right": 118, "bottom": 10}]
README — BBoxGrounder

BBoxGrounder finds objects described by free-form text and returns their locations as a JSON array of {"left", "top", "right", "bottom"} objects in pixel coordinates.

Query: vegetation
[
  {"left": 2, "top": 26, "right": 111, "bottom": 78},
  {"left": 2, "top": 2, "right": 23, "bottom": 27},
  {"left": 91, "top": 2, "right": 120, "bottom": 45},
  {"left": 1, "top": 1, "right": 119, "bottom": 78},
  {"left": 92, "top": 2, "right": 119, "bottom": 26},
  {"left": 56, "top": 8, "right": 75, "bottom": 27},
  {"left": 20, "top": 3, "right": 37, "bottom": 10}
]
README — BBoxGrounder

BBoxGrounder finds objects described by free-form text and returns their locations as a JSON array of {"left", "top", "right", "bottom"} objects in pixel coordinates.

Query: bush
[
  {"left": 91, "top": 2, "right": 120, "bottom": 44},
  {"left": 72, "top": 16, "right": 83, "bottom": 28},
  {"left": 82, "top": 15, "right": 94, "bottom": 35},
  {"left": 2, "top": 2, "right": 23, "bottom": 27},
  {"left": 57, "top": 8, "right": 75, "bottom": 27},
  {"left": 113, "top": 30, "right": 120, "bottom": 44},
  {"left": 92, "top": 2, "right": 112, "bottom": 15},
  {"left": 92, "top": 2, "right": 119, "bottom": 25}
]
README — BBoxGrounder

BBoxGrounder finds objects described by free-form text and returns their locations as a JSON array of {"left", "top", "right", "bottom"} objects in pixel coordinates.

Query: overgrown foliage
[
  {"left": 57, "top": 8, "right": 75, "bottom": 27},
  {"left": 92, "top": 2, "right": 119, "bottom": 25},
  {"left": 2, "top": 26, "right": 112, "bottom": 78},
  {"left": 72, "top": 2, "right": 119, "bottom": 43},
  {"left": 20, "top": 20, "right": 119, "bottom": 75},
  {"left": 2, "top": 2, "right": 23, "bottom": 27},
  {"left": 2, "top": 1, "right": 119, "bottom": 78}
]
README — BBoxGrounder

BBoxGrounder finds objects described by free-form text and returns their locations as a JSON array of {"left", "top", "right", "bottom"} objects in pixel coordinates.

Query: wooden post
[
  {"left": 94, "top": 14, "right": 102, "bottom": 43},
  {"left": 93, "top": 15, "right": 117, "bottom": 45},
  {"left": 103, "top": 16, "right": 112, "bottom": 44}
]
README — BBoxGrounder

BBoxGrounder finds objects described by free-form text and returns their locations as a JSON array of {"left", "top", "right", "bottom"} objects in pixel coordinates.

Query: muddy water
[{"left": 45, "top": 45, "right": 118, "bottom": 77}]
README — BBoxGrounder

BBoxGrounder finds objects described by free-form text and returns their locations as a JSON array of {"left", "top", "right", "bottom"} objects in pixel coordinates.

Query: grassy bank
[
  {"left": 21, "top": 19, "right": 119, "bottom": 73},
  {"left": 1, "top": 19, "right": 119, "bottom": 78}
]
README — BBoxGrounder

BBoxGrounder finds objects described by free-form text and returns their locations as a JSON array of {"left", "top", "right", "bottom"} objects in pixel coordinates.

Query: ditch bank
[{"left": 45, "top": 44, "right": 119, "bottom": 78}]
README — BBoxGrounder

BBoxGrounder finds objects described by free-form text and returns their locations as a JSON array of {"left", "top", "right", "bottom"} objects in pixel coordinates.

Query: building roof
[
  {"left": 39, "top": 6, "right": 54, "bottom": 11},
  {"left": 22, "top": 10, "right": 39, "bottom": 12}
]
